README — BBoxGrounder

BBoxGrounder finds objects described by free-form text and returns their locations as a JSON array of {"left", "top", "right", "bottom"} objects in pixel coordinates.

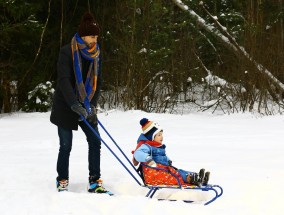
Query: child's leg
[{"left": 177, "top": 169, "right": 193, "bottom": 183}]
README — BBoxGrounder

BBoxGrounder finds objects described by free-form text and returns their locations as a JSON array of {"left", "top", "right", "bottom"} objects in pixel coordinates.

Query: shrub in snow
[{"left": 22, "top": 81, "right": 54, "bottom": 112}]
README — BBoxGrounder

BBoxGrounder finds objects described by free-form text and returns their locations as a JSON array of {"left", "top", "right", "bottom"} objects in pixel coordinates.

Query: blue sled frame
[
  {"left": 146, "top": 184, "right": 223, "bottom": 205},
  {"left": 82, "top": 118, "right": 223, "bottom": 205}
]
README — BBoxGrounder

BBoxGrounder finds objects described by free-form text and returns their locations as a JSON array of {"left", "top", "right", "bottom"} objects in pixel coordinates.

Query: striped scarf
[{"left": 71, "top": 33, "right": 100, "bottom": 113}]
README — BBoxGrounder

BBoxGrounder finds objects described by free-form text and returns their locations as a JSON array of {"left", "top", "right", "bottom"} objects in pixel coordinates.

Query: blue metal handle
[
  {"left": 81, "top": 116, "right": 142, "bottom": 186},
  {"left": 97, "top": 120, "right": 140, "bottom": 175}
]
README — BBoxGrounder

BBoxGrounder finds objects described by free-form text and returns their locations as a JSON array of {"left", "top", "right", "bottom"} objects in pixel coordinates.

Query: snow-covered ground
[{"left": 0, "top": 110, "right": 284, "bottom": 215}]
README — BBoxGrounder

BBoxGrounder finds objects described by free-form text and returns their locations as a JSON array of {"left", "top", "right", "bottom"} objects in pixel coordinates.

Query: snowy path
[{"left": 0, "top": 111, "right": 284, "bottom": 215}]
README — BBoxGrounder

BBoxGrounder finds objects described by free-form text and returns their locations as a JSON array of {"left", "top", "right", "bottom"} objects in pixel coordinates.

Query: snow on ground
[{"left": 0, "top": 110, "right": 284, "bottom": 215}]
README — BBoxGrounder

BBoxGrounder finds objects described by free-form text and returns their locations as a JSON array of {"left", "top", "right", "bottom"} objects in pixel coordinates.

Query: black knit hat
[{"left": 78, "top": 12, "right": 100, "bottom": 37}]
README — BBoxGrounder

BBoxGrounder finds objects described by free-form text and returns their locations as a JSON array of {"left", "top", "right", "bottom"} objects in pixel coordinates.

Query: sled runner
[{"left": 82, "top": 117, "right": 223, "bottom": 205}]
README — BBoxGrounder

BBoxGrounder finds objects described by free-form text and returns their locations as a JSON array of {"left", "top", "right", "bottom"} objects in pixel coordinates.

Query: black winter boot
[
  {"left": 203, "top": 172, "right": 210, "bottom": 186},
  {"left": 198, "top": 168, "right": 205, "bottom": 183},
  {"left": 188, "top": 173, "right": 201, "bottom": 187}
]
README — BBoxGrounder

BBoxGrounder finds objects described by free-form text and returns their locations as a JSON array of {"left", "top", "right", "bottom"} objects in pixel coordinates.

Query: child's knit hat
[
  {"left": 140, "top": 118, "right": 162, "bottom": 141},
  {"left": 78, "top": 12, "right": 100, "bottom": 37}
]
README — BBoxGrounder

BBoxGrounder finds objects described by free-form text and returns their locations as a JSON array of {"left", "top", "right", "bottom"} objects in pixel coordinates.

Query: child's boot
[
  {"left": 187, "top": 173, "right": 201, "bottom": 187},
  {"left": 198, "top": 168, "right": 205, "bottom": 183},
  {"left": 203, "top": 171, "right": 210, "bottom": 185}
]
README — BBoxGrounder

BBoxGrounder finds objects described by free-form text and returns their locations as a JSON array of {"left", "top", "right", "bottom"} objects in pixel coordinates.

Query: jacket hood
[{"left": 137, "top": 133, "right": 148, "bottom": 143}]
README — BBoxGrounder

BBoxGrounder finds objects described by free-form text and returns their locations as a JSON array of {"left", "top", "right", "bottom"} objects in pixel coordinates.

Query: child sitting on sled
[{"left": 132, "top": 118, "right": 210, "bottom": 187}]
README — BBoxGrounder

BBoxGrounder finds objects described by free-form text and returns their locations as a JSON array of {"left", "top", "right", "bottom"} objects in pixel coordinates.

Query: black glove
[
  {"left": 87, "top": 105, "right": 98, "bottom": 125},
  {"left": 168, "top": 160, "right": 172, "bottom": 166},
  {"left": 71, "top": 102, "right": 88, "bottom": 119}
]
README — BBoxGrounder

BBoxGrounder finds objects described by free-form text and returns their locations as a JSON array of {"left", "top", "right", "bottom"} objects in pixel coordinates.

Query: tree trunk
[{"left": 1, "top": 75, "right": 11, "bottom": 113}]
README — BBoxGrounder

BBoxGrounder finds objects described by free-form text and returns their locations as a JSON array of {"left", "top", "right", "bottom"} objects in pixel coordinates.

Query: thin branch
[
  {"left": 193, "top": 51, "right": 212, "bottom": 76},
  {"left": 189, "top": 23, "right": 223, "bottom": 65},
  {"left": 140, "top": 71, "right": 170, "bottom": 93},
  {"left": 19, "top": 0, "right": 52, "bottom": 88}
]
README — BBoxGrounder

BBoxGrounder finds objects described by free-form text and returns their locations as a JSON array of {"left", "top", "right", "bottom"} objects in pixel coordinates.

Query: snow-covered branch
[
  {"left": 171, "top": 0, "right": 284, "bottom": 92},
  {"left": 172, "top": 0, "right": 237, "bottom": 51},
  {"left": 140, "top": 70, "right": 170, "bottom": 93}
]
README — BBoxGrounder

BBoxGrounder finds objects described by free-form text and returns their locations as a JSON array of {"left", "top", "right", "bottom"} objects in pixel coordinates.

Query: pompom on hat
[
  {"left": 140, "top": 118, "right": 163, "bottom": 141},
  {"left": 78, "top": 12, "right": 100, "bottom": 37}
]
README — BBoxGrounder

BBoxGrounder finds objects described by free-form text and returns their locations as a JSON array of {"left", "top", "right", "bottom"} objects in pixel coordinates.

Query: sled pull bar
[
  {"left": 98, "top": 120, "right": 141, "bottom": 175},
  {"left": 82, "top": 117, "right": 142, "bottom": 186}
]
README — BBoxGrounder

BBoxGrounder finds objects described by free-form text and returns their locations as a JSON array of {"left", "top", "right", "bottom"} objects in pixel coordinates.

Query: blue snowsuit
[{"left": 134, "top": 134, "right": 193, "bottom": 183}]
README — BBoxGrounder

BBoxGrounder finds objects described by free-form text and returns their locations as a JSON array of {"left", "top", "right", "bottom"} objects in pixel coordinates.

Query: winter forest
[{"left": 1, "top": 0, "right": 284, "bottom": 115}]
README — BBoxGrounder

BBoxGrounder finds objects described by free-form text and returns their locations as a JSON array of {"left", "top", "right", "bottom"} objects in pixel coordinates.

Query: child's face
[{"left": 153, "top": 131, "right": 163, "bottom": 143}]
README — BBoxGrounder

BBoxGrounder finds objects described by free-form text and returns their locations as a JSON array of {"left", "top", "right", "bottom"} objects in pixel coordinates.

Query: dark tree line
[{"left": 1, "top": 0, "right": 284, "bottom": 114}]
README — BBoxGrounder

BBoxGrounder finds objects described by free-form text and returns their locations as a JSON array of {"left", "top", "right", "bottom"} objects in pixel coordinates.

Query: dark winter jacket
[{"left": 50, "top": 43, "right": 102, "bottom": 130}]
